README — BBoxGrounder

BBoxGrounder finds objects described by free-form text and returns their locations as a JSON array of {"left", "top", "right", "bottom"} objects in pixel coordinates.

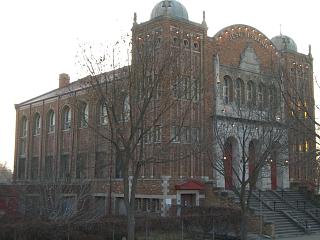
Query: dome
[
  {"left": 150, "top": 0, "right": 189, "bottom": 20},
  {"left": 271, "top": 35, "right": 297, "bottom": 52}
]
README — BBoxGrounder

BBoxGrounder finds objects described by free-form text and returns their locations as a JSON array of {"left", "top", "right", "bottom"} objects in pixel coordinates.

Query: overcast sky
[{"left": 0, "top": 0, "right": 319, "bottom": 170}]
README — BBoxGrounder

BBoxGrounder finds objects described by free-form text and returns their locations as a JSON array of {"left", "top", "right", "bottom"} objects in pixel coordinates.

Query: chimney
[{"left": 59, "top": 73, "right": 70, "bottom": 88}]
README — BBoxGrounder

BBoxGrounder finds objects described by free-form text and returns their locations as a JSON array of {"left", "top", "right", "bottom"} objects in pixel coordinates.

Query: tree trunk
[
  {"left": 240, "top": 210, "right": 248, "bottom": 240},
  {"left": 127, "top": 210, "right": 135, "bottom": 240}
]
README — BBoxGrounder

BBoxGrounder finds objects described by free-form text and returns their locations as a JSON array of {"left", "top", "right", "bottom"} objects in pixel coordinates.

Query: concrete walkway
[
  {"left": 277, "top": 233, "right": 320, "bottom": 240},
  {"left": 248, "top": 233, "right": 320, "bottom": 239}
]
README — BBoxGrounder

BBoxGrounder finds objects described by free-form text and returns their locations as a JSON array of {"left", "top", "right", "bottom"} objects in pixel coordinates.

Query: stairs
[{"left": 246, "top": 190, "right": 320, "bottom": 238}]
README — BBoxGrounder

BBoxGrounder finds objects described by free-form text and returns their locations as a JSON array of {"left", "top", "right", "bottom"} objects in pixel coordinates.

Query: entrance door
[
  {"left": 271, "top": 161, "right": 277, "bottom": 190},
  {"left": 248, "top": 141, "right": 256, "bottom": 189},
  {"left": 224, "top": 142, "right": 233, "bottom": 190},
  {"left": 181, "top": 194, "right": 196, "bottom": 207}
]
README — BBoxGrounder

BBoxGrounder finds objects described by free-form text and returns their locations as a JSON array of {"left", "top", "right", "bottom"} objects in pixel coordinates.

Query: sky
[{"left": 0, "top": 0, "right": 319, "bottom": 170}]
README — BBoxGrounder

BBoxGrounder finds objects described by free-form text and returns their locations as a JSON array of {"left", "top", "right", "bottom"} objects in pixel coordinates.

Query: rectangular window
[
  {"left": 18, "top": 157, "right": 26, "bottom": 179},
  {"left": 95, "top": 152, "right": 107, "bottom": 178},
  {"left": 151, "top": 199, "right": 160, "bottom": 212},
  {"left": 76, "top": 153, "right": 88, "bottom": 179},
  {"left": 135, "top": 198, "right": 160, "bottom": 213},
  {"left": 154, "top": 126, "right": 161, "bottom": 143},
  {"left": 94, "top": 196, "right": 106, "bottom": 216},
  {"left": 191, "top": 79, "right": 199, "bottom": 101},
  {"left": 135, "top": 198, "right": 143, "bottom": 211},
  {"left": 60, "top": 154, "right": 69, "bottom": 179},
  {"left": 59, "top": 196, "right": 75, "bottom": 217},
  {"left": 191, "top": 127, "right": 200, "bottom": 143},
  {"left": 171, "top": 126, "right": 180, "bottom": 143},
  {"left": 172, "top": 79, "right": 182, "bottom": 98},
  {"left": 30, "top": 157, "right": 39, "bottom": 180},
  {"left": 45, "top": 156, "right": 53, "bottom": 180},
  {"left": 181, "top": 127, "right": 191, "bottom": 143},
  {"left": 19, "top": 139, "right": 26, "bottom": 156},
  {"left": 305, "top": 141, "right": 309, "bottom": 152},
  {"left": 116, "top": 151, "right": 123, "bottom": 179},
  {"left": 143, "top": 129, "right": 153, "bottom": 144}
]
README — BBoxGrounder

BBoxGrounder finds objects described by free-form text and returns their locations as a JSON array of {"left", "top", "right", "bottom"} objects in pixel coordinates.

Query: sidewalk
[
  {"left": 277, "top": 233, "right": 320, "bottom": 240},
  {"left": 248, "top": 233, "right": 320, "bottom": 240}
]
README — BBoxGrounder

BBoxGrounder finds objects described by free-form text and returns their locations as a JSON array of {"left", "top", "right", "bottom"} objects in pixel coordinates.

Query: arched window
[
  {"left": 79, "top": 102, "right": 88, "bottom": 128},
  {"left": 99, "top": 101, "right": 108, "bottom": 125},
  {"left": 47, "top": 110, "right": 55, "bottom": 133},
  {"left": 235, "top": 78, "right": 245, "bottom": 106},
  {"left": 33, "top": 113, "right": 41, "bottom": 135},
  {"left": 247, "top": 81, "right": 255, "bottom": 107},
  {"left": 257, "top": 83, "right": 265, "bottom": 109},
  {"left": 269, "top": 85, "right": 277, "bottom": 110},
  {"left": 62, "top": 106, "right": 71, "bottom": 130},
  {"left": 20, "top": 116, "right": 28, "bottom": 156},
  {"left": 122, "top": 96, "right": 130, "bottom": 122},
  {"left": 223, "top": 76, "right": 233, "bottom": 104},
  {"left": 20, "top": 116, "right": 28, "bottom": 137}
]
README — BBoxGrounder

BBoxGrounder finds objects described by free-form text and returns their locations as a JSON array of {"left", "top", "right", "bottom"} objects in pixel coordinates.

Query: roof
[
  {"left": 150, "top": 0, "right": 189, "bottom": 21},
  {"left": 175, "top": 179, "right": 205, "bottom": 190},
  {"left": 16, "top": 67, "right": 129, "bottom": 107},
  {"left": 271, "top": 35, "right": 297, "bottom": 52}
]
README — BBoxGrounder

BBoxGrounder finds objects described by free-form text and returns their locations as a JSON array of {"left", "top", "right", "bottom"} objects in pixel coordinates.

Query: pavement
[
  {"left": 277, "top": 233, "right": 320, "bottom": 240},
  {"left": 247, "top": 233, "right": 320, "bottom": 240}
]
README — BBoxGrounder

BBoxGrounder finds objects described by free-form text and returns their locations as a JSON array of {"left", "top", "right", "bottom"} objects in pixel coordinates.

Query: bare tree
[
  {"left": 207, "top": 58, "right": 289, "bottom": 239},
  {"left": 23, "top": 180, "right": 96, "bottom": 240},
  {"left": 74, "top": 30, "right": 198, "bottom": 240}
]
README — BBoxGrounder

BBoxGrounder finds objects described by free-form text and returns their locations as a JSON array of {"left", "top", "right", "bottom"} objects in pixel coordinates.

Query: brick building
[{"left": 13, "top": 0, "right": 316, "bottom": 216}]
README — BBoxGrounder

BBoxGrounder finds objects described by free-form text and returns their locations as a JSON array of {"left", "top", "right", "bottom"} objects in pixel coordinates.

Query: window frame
[
  {"left": 62, "top": 106, "right": 71, "bottom": 130},
  {"left": 47, "top": 110, "right": 55, "bottom": 133},
  {"left": 33, "top": 113, "right": 41, "bottom": 136},
  {"left": 79, "top": 102, "right": 88, "bottom": 128},
  {"left": 99, "top": 101, "right": 108, "bottom": 125}
]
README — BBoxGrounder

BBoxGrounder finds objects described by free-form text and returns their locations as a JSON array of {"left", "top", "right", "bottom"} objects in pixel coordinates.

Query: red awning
[{"left": 175, "top": 180, "right": 205, "bottom": 190}]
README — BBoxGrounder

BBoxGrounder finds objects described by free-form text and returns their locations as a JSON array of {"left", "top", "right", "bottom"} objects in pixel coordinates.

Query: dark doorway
[{"left": 181, "top": 194, "right": 196, "bottom": 207}]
